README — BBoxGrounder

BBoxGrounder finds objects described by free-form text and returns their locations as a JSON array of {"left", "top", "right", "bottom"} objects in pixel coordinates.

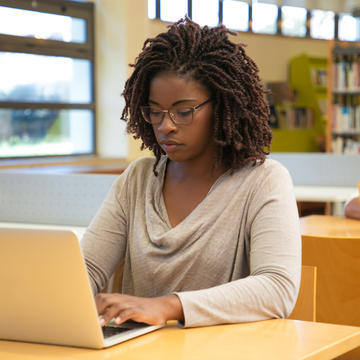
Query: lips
[
  {"left": 160, "top": 139, "right": 182, "bottom": 152},
  {"left": 160, "top": 139, "right": 180, "bottom": 145},
  {"left": 160, "top": 139, "right": 179, "bottom": 145}
]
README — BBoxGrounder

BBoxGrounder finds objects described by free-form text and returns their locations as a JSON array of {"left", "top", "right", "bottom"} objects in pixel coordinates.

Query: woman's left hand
[{"left": 95, "top": 293, "right": 184, "bottom": 326}]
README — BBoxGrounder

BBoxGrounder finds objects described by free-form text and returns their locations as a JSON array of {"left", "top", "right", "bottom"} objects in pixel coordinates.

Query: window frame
[
  {"left": 149, "top": 0, "right": 357, "bottom": 42},
  {"left": 0, "top": 0, "right": 96, "bottom": 159}
]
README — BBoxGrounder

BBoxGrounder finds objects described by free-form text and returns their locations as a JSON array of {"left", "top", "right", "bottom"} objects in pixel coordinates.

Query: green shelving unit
[
  {"left": 271, "top": 128, "right": 319, "bottom": 152},
  {"left": 271, "top": 54, "right": 327, "bottom": 152}
]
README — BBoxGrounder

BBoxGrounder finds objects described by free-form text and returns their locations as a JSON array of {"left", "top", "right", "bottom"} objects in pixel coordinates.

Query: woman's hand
[{"left": 95, "top": 293, "right": 184, "bottom": 326}]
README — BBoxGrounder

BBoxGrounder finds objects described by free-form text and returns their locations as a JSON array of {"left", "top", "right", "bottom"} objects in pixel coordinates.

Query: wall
[
  {"left": 95, "top": 1, "right": 329, "bottom": 161},
  {"left": 94, "top": 0, "right": 128, "bottom": 159},
  {"left": 95, "top": 0, "right": 152, "bottom": 161}
]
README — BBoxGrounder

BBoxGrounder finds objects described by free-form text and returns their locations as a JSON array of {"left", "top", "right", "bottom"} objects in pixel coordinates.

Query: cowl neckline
[{"left": 144, "top": 156, "right": 232, "bottom": 250}]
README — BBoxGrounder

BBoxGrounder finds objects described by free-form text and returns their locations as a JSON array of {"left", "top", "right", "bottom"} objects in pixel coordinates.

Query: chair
[
  {"left": 288, "top": 265, "right": 317, "bottom": 321},
  {"left": 301, "top": 234, "right": 360, "bottom": 327},
  {"left": 103, "top": 264, "right": 124, "bottom": 293},
  {"left": 301, "top": 232, "right": 360, "bottom": 360}
]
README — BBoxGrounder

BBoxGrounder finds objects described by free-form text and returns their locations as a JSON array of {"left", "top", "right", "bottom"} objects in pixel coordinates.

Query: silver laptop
[{"left": 0, "top": 228, "right": 163, "bottom": 349}]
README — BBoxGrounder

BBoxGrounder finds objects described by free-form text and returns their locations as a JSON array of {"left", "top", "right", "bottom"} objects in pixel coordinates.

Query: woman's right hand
[{"left": 95, "top": 293, "right": 184, "bottom": 326}]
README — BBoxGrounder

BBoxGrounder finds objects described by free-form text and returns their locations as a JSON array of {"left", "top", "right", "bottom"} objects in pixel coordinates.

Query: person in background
[
  {"left": 344, "top": 183, "right": 360, "bottom": 220},
  {"left": 81, "top": 17, "right": 301, "bottom": 328}
]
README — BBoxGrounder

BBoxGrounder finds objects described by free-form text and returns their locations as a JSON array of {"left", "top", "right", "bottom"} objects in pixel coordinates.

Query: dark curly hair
[{"left": 121, "top": 17, "right": 272, "bottom": 174}]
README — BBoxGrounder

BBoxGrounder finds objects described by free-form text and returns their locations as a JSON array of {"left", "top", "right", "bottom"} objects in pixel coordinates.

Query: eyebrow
[{"left": 148, "top": 98, "right": 197, "bottom": 107}]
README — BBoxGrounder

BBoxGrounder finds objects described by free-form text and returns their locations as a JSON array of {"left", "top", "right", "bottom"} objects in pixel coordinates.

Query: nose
[{"left": 157, "top": 111, "right": 177, "bottom": 134}]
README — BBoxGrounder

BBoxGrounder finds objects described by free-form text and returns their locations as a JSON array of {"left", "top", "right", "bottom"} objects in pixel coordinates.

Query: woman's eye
[
  {"left": 149, "top": 109, "right": 162, "bottom": 117},
  {"left": 176, "top": 108, "right": 192, "bottom": 117}
]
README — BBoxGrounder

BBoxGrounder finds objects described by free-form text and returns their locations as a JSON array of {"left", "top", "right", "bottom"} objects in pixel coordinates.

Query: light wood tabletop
[
  {"left": 1, "top": 319, "right": 360, "bottom": 360},
  {"left": 300, "top": 215, "right": 360, "bottom": 238}
]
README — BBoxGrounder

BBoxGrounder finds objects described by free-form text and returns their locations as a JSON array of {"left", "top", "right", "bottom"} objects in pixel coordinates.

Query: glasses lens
[
  {"left": 141, "top": 106, "right": 163, "bottom": 124},
  {"left": 141, "top": 106, "right": 194, "bottom": 125},
  {"left": 173, "top": 107, "right": 193, "bottom": 124}
]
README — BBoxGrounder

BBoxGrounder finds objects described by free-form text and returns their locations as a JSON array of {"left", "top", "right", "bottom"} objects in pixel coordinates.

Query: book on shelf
[
  {"left": 269, "top": 104, "right": 279, "bottom": 128},
  {"left": 310, "top": 67, "right": 327, "bottom": 87},
  {"left": 275, "top": 106, "right": 314, "bottom": 129},
  {"left": 266, "top": 82, "right": 295, "bottom": 105},
  {"left": 266, "top": 81, "right": 314, "bottom": 130},
  {"left": 332, "top": 94, "right": 360, "bottom": 133},
  {"left": 331, "top": 135, "right": 360, "bottom": 154},
  {"left": 333, "top": 53, "right": 360, "bottom": 92}
]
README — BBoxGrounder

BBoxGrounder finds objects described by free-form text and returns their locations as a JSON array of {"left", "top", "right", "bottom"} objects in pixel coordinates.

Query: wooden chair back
[
  {"left": 288, "top": 265, "right": 317, "bottom": 321},
  {"left": 102, "top": 264, "right": 124, "bottom": 293},
  {"left": 302, "top": 234, "right": 360, "bottom": 327}
]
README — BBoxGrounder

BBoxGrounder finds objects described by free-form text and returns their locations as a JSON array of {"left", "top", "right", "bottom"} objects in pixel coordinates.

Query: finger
[
  {"left": 95, "top": 293, "right": 110, "bottom": 314},
  {"left": 95, "top": 293, "right": 119, "bottom": 316},
  {"left": 98, "top": 315, "right": 106, "bottom": 327},
  {"left": 113, "top": 308, "right": 136, "bottom": 324},
  {"left": 98, "top": 308, "right": 117, "bottom": 326},
  {"left": 113, "top": 316, "right": 122, "bottom": 325},
  {"left": 101, "top": 302, "right": 134, "bottom": 326}
]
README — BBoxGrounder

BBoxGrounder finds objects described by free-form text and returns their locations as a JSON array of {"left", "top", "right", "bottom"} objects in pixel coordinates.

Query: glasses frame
[{"left": 141, "top": 98, "right": 211, "bottom": 125}]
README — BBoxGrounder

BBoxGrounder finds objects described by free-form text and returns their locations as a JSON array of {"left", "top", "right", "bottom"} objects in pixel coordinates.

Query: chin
[{"left": 165, "top": 153, "right": 187, "bottom": 162}]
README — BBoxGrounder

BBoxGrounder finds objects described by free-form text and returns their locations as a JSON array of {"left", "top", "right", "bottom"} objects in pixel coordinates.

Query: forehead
[{"left": 149, "top": 72, "right": 210, "bottom": 105}]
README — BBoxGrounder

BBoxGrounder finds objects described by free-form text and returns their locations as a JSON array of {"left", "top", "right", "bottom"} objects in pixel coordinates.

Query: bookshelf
[
  {"left": 327, "top": 41, "right": 360, "bottom": 154},
  {"left": 267, "top": 80, "right": 320, "bottom": 152},
  {"left": 285, "top": 54, "right": 327, "bottom": 152}
]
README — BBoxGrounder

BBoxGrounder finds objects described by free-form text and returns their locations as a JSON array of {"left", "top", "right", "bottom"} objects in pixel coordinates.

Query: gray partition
[
  {"left": 1, "top": 153, "right": 359, "bottom": 226},
  {"left": 269, "top": 153, "right": 360, "bottom": 187},
  {"left": 0, "top": 172, "right": 118, "bottom": 226}
]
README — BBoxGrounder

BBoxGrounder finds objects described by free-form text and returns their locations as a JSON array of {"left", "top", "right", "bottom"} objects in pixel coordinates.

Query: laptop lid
[{"left": 0, "top": 228, "right": 163, "bottom": 349}]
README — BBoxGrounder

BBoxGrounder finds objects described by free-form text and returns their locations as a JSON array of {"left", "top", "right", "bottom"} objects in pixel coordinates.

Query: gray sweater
[{"left": 81, "top": 156, "right": 301, "bottom": 327}]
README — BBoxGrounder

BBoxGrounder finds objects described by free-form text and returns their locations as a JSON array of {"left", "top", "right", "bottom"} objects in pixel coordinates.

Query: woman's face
[{"left": 148, "top": 72, "right": 215, "bottom": 164}]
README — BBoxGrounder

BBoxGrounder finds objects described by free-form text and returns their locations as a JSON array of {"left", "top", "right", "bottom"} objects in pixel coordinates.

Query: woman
[{"left": 81, "top": 18, "right": 301, "bottom": 328}]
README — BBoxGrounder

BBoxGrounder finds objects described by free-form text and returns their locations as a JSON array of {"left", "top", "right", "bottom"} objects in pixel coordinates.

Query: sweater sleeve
[
  {"left": 80, "top": 171, "right": 129, "bottom": 295},
  {"left": 175, "top": 163, "right": 302, "bottom": 327}
]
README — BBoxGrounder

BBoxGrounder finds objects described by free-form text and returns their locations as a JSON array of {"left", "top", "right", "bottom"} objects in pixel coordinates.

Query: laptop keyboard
[
  {"left": 102, "top": 321, "right": 148, "bottom": 339},
  {"left": 102, "top": 326, "right": 132, "bottom": 338}
]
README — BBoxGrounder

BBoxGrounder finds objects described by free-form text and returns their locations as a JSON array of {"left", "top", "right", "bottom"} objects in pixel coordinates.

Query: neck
[{"left": 166, "top": 157, "right": 227, "bottom": 182}]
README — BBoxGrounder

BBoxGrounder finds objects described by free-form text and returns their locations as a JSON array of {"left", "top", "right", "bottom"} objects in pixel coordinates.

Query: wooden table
[
  {"left": 0, "top": 156, "right": 128, "bottom": 174},
  {"left": 1, "top": 319, "right": 360, "bottom": 360},
  {"left": 300, "top": 215, "right": 360, "bottom": 238}
]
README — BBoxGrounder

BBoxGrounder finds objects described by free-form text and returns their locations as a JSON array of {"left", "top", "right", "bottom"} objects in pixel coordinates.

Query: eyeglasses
[{"left": 140, "top": 99, "right": 211, "bottom": 125}]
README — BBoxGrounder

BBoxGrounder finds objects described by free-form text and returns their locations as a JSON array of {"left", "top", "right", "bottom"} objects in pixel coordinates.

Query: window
[
  {"left": 310, "top": 9, "right": 335, "bottom": 40},
  {"left": 252, "top": 2, "right": 278, "bottom": 35},
  {"left": 148, "top": 0, "right": 156, "bottom": 20},
  {"left": 222, "top": 0, "right": 249, "bottom": 32},
  {"left": 0, "top": 6, "right": 87, "bottom": 42},
  {"left": 338, "top": 13, "right": 360, "bottom": 42},
  {"left": 281, "top": 6, "right": 307, "bottom": 37},
  {"left": 0, "top": 1, "right": 95, "bottom": 159},
  {"left": 0, "top": 53, "right": 92, "bottom": 104},
  {"left": 160, "top": 0, "right": 187, "bottom": 22},
  {"left": 192, "top": 0, "right": 219, "bottom": 27}
]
